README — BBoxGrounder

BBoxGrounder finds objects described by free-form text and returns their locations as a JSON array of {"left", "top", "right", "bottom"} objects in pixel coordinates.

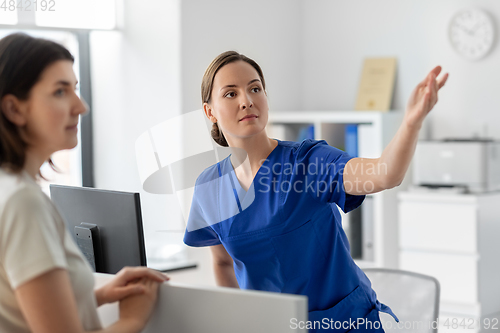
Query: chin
[{"left": 64, "top": 139, "right": 78, "bottom": 150}]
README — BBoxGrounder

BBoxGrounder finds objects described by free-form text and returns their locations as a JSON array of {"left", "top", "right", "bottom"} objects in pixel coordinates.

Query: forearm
[
  {"left": 377, "top": 117, "right": 421, "bottom": 189},
  {"left": 213, "top": 262, "right": 239, "bottom": 288}
]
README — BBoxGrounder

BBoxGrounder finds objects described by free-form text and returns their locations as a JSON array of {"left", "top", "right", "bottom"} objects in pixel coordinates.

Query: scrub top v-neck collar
[{"left": 226, "top": 139, "right": 281, "bottom": 200}]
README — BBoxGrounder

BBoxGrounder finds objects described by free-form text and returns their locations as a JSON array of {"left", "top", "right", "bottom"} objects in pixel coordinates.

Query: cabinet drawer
[
  {"left": 400, "top": 251, "right": 478, "bottom": 304},
  {"left": 399, "top": 201, "right": 477, "bottom": 254}
]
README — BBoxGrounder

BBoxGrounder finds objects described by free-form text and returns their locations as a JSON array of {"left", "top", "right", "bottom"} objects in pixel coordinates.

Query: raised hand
[{"left": 404, "top": 66, "right": 449, "bottom": 130}]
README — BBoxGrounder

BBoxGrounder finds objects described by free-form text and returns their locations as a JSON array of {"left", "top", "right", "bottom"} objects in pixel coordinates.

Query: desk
[{"left": 94, "top": 273, "right": 307, "bottom": 332}]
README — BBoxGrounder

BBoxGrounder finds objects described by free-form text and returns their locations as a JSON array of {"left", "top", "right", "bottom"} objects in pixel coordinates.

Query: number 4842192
[{"left": 1, "top": 0, "right": 56, "bottom": 11}]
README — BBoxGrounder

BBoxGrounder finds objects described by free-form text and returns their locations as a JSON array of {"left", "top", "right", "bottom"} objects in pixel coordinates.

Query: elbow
[
  {"left": 392, "top": 179, "right": 403, "bottom": 189},
  {"left": 213, "top": 257, "right": 233, "bottom": 268},
  {"left": 389, "top": 179, "right": 404, "bottom": 190},
  {"left": 380, "top": 177, "right": 403, "bottom": 190}
]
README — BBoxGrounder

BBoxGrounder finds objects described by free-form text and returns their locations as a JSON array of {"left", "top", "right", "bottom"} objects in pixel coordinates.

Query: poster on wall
[{"left": 355, "top": 57, "right": 397, "bottom": 111}]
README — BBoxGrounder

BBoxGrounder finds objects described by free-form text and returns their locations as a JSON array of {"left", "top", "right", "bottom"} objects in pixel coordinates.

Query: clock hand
[
  {"left": 456, "top": 24, "right": 473, "bottom": 35},
  {"left": 470, "top": 22, "right": 482, "bottom": 36}
]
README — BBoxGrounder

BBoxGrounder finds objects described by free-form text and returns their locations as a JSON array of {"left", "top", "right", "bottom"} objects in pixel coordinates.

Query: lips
[{"left": 239, "top": 114, "right": 258, "bottom": 121}]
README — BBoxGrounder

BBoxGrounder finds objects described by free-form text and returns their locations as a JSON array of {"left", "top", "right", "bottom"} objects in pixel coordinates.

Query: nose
[
  {"left": 73, "top": 93, "right": 89, "bottom": 116},
  {"left": 240, "top": 93, "right": 253, "bottom": 110}
]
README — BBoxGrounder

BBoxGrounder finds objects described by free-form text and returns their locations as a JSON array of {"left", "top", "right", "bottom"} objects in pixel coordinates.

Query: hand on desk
[
  {"left": 95, "top": 266, "right": 169, "bottom": 306},
  {"left": 118, "top": 277, "right": 162, "bottom": 332}
]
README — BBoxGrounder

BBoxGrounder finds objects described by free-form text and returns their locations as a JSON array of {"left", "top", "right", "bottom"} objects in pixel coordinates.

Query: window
[
  {"left": 36, "top": 0, "right": 117, "bottom": 30},
  {"left": 1, "top": 0, "right": 120, "bottom": 189},
  {"left": 0, "top": 3, "right": 17, "bottom": 25}
]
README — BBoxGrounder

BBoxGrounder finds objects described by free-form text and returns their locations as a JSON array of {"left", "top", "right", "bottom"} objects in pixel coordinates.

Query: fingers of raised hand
[
  {"left": 419, "top": 66, "right": 440, "bottom": 87},
  {"left": 437, "top": 72, "right": 449, "bottom": 89},
  {"left": 430, "top": 65, "right": 442, "bottom": 78},
  {"left": 428, "top": 75, "right": 438, "bottom": 107},
  {"left": 428, "top": 66, "right": 448, "bottom": 91}
]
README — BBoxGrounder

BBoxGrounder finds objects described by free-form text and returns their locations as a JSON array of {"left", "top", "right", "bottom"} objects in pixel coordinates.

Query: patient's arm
[
  {"left": 211, "top": 244, "right": 239, "bottom": 288},
  {"left": 15, "top": 268, "right": 160, "bottom": 333}
]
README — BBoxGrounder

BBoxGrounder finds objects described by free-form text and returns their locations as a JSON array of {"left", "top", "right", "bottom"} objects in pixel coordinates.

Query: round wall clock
[{"left": 449, "top": 8, "right": 495, "bottom": 61}]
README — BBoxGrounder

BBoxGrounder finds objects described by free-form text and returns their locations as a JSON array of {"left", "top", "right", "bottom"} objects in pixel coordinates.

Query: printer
[{"left": 413, "top": 139, "right": 500, "bottom": 193}]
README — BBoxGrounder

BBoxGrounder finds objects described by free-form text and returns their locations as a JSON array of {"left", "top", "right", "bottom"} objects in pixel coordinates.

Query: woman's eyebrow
[
  {"left": 220, "top": 84, "right": 237, "bottom": 91},
  {"left": 220, "top": 79, "right": 261, "bottom": 91},
  {"left": 54, "top": 80, "right": 78, "bottom": 87},
  {"left": 247, "top": 79, "right": 260, "bottom": 85}
]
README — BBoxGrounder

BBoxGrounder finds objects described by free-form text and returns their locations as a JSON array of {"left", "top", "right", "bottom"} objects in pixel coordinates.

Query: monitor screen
[{"left": 50, "top": 185, "right": 147, "bottom": 274}]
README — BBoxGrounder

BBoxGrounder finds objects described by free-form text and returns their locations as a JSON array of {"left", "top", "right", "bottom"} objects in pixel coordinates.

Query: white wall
[
  {"left": 302, "top": 0, "right": 500, "bottom": 140},
  {"left": 90, "top": 0, "right": 194, "bottom": 275},
  {"left": 180, "top": 0, "right": 303, "bottom": 113}
]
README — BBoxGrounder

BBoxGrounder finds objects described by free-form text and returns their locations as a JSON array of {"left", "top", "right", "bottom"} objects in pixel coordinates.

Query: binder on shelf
[
  {"left": 361, "top": 196, "right": 374, "bottom": 262},
  {"left": 345, "top": 124, "right": 358, "bottom": 157},
  {"left": 297, "top": 125, "right": 314, "bottom": 142},
  {"left": 348, "top": 206, "right": 362, "bottom": 260}
]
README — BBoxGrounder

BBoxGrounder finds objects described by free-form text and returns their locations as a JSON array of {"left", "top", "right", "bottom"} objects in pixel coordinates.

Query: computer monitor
[{"left": 50, "top": 185, "right": 147, "bottom": 274}]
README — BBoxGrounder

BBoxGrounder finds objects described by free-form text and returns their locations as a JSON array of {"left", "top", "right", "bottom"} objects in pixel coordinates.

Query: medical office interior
[{"left": 2, "top": 0, "right": 500, "bottom": 332}]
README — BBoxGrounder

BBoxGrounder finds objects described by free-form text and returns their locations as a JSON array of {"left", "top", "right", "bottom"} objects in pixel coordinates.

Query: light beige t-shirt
[{"left": 0, "top": 169, "right": 102, "bottom": 332}]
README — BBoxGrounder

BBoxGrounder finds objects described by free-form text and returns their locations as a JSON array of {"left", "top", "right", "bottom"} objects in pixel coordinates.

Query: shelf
[{"left": 269, "top": 110, "right": 401, "bottom": 124}]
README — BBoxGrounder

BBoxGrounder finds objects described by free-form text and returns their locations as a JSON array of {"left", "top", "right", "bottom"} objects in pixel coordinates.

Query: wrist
[
  {"left": 95, "top": 287, "right": 106, "bottom": 307},
  {"left": 119, "top": 316, "right": 146, "bottom": 333},
  {"left": 109, "top": 317, "right": 144, "bottom": 333},
  {"left": 402, "top": 114, "right": 423, "bottom": 133}
]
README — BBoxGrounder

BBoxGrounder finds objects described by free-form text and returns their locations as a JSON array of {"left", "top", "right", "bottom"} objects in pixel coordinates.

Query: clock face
[{"left": 449, "top": 8, "right": 495, "bottom": 61}]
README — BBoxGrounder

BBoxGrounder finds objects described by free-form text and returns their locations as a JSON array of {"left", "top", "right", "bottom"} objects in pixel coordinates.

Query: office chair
[{"left": 363, "top": 268, "right": 440, "bottom": 333}]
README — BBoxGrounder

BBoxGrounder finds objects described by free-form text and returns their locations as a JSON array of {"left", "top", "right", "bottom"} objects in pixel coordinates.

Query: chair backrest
[{"left": 363, "top": 268, "right": 440, "bottom": 333}]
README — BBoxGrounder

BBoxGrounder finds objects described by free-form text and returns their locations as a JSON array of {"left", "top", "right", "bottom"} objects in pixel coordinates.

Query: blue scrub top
[{"left": 184, "top": 139, "right": 398, "bottom": 331}]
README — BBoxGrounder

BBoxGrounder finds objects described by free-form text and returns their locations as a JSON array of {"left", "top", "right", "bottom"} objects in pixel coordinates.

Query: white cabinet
[
  {"left": 267, "top": 110, "right": 406, "bottom": 268},
  {"left": 399, "top": 191, "right": 500, "bottom": 327}
]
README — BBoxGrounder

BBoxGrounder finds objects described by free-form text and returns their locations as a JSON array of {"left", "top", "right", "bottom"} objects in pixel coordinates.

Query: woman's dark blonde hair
[
  {"left": 0, "top": 33, "right": 74, "bottom": 174},
  {"left": 201, "top": 51, "right": 266, "bottom": 147}
]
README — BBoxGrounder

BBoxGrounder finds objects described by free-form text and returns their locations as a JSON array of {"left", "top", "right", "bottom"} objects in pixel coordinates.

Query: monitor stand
[{"left": 75, "top": 223, "right": 104, "bottom": 272}]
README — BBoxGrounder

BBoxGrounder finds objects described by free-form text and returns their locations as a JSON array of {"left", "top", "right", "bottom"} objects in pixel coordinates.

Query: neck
[
  {"left": 24, "top": 148, "right": 50, "bottom": 180},
  {"left": 227, "top": 132, "right": 277, "bottom": 175}
]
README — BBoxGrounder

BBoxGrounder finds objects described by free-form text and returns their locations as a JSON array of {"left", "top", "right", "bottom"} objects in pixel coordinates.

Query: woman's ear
[
  {"left": 203, "top": 102, "right": 217, "bottom": 123},
  {"left": 1, "top": 95, "right": 27, "bottom": 126}
]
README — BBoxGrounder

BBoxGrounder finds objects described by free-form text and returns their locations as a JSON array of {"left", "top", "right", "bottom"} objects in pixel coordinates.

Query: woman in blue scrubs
[{"left": 184, "top": 51, "right": 448, "bottom": 332}]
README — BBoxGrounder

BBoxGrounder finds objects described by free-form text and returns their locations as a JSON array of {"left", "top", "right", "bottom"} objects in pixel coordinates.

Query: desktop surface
[{"left": 94, "top": 273, "right": 308, "bottom": 333}]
